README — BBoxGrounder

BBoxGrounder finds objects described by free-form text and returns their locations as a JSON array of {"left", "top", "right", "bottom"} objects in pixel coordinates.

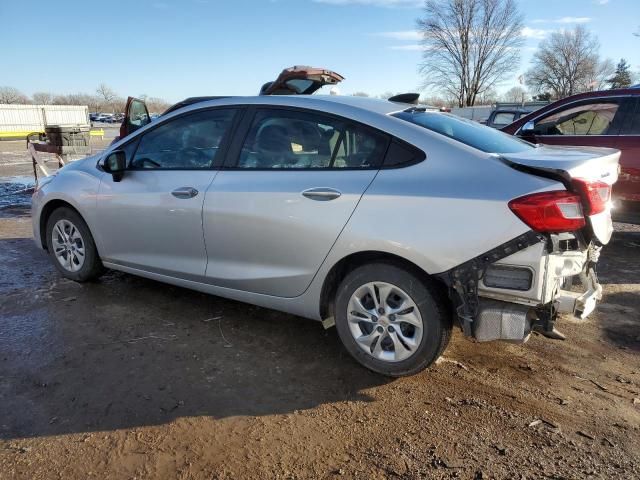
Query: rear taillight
[
  {"left": 508, "top": 191, "right": 586, "bottom": 233},
  {"left": 572, "top": 178, "right": 611, "bottom": 215}
]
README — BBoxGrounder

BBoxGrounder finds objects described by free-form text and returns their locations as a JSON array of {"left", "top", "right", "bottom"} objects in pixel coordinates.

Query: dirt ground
[{"left": 1, "top": 142, "right": 639, "bottom": 479}]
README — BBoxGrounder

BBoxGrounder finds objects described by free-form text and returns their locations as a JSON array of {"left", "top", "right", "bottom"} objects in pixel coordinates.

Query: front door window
[{"left": 534, "top": 102, "right": 620, "bottom": 136}]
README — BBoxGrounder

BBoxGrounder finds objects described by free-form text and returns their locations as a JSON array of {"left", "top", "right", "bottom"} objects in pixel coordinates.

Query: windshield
[{"left": 393, "top": 111, "right": 534, "bottom": 154}]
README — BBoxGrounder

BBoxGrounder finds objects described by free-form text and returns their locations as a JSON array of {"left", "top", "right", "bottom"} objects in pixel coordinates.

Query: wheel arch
[
  {"left": 39, "top": 199, "right": 85, "bottom": 251},
  {"left": 319, "top": 250, "right": 449, "bottom": 321}
]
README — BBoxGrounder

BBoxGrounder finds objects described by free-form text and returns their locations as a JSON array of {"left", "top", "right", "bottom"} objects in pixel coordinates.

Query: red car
[{"left": 502, "top": 88, "right": 640, "bottom": 223}]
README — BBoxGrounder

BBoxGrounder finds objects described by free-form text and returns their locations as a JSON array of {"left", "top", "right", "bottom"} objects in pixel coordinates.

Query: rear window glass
[
  {"left": 393, "top": 111, "right": 534, "bottom": 154},
  {"left": 492, "top": 112, "right": 516, "bottom": 126}
]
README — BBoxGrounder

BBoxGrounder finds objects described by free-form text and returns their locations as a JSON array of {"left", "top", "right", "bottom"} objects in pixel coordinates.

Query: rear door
[
  {"left": 97, "top": 107, "right": 239, "bottom": 278},
  {"left": 120, "top": 96, "right": 151, "bottom": 138},
  {"left": 202, "top": 107, "right": 389, "bottom": 297}
]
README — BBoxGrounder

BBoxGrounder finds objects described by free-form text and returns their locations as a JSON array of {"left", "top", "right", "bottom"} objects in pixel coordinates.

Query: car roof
[
  {"left": 551, "top": 88, "right": 640, "bottom": 103},
  {"left": 494, "top": 108, "right": 529, "bottom": 113},
  {"left": 170, "top": 94, "right": 409, "bottom": 117}
]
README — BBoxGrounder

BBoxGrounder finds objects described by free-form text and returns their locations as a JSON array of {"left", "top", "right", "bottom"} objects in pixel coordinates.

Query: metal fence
[{"left": 0, "top": 104, "right": 89, "bottom": 138}]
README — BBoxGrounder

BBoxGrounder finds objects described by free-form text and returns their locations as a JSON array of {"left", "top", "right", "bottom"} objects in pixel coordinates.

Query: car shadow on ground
[
  {"left": 597, "top": 231, "right": 640, "bottom": 285},
  {"left": 599, "top": 290, "right": 640, "bottom": 352},
  {"left": 0, "top": 238, "right": 390, "bottom": 441}
]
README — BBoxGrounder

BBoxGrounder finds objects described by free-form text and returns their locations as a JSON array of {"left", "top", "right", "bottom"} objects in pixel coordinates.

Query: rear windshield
[{"left": 393, "top": 111, "right": 534, "bottom": 154}]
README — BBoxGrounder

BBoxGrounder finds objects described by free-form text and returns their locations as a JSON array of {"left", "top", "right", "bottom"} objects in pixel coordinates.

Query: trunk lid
[
  {"left": 500, "top": 145, "right": 620, "bottom": 244},
  {"left": 259, "top": 66, "right": 344, "bottom": 96}
]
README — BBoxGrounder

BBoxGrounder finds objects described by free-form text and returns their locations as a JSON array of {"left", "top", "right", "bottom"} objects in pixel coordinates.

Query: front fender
[{"left": 33, "top": 166, "right": 104, "bottom": 252}]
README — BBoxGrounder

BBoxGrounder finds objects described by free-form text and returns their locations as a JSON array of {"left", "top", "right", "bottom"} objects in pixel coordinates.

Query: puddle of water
[{"left": 0, "top": 175, "right": 35, "bottom": 208}]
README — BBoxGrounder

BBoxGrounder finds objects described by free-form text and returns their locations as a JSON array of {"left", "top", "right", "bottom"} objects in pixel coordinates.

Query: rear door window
[
  {"left": 131, "top": 109, "right": 237, "bottom": 169},
  {"left": 492, "top": 112, "right": 516, "bottom": 126},
  {"left": 234, "top": 109, "right": 389, "bottom": 169},
  {"left": 533, "top": 100, "right": 621, "bottom": 136}
]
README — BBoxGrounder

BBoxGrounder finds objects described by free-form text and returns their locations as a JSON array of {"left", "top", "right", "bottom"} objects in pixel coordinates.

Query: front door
[
  {"left": 120, "top": 96, "right": 151, "bottom": 139},
  {"left": 524, "top": 98, "right": 626, "bottom": 147},
  {"left": 202, "top": 107, "right": 390, "bottom": 297},
  {"left": 97, "top": 107, "right": 238, "bottom": 278}
]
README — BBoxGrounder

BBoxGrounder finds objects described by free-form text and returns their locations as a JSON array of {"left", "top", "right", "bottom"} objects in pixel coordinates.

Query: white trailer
[{"left": 0, "top": 104, "right": 89, "bottom": 139}]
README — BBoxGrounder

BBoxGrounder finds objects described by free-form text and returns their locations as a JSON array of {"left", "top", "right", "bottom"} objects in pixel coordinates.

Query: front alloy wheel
[
  {"left": 51, "top": 219, "right": 86, "bottom": 272},
  {"left": 45, "top": 207, "right": 104, "bottom": 282}
]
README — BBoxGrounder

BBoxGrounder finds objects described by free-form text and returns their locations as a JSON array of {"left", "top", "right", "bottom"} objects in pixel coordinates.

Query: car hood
[{"left": 59, "top": 154, "right": 99, "bottom": 173}]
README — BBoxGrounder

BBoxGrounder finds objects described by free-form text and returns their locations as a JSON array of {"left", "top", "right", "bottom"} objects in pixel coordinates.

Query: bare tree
[
  {"left": 32, "top": 92, "right": 54, "bottom": 105},
  {"left": 526, "top": 26, "right": 609, "bottom": 99},
  {"left": 476, "top": 87, "right": 499, "bottom": 105},
  {"left": 421, "top": 94, "right": 459, "bottom": 108},
  {"left": 0, "top": 86, "right": 29, "bottom": 104},
  {"left": 417, "top": 0, "right": 524, "bottom": 107},
  {"left": 53, "top": 93, "right": 103, "bottom": 112},
  {"left": 144, "top": 97, "right": 170, "bottom": 114},
  {"left": 588, "top": 58, "right": 615, "bottom": 90},
  {"left": 502, "top": 86, "right": 527, "bottom": 103},
  {"left": 96, "top": 84, "right": 117, "bottom": 112},
  {"left": 378, "top": 91, "right": 398, "bottom": 100}
]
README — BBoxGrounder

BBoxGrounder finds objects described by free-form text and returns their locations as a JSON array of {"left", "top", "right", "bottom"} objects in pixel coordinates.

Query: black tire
[
  {"left": 45, "top": 207, "right": 105, "bottom": 282},
  {"left": 334, "top": 261, "right": 451, "bottom": 377}
]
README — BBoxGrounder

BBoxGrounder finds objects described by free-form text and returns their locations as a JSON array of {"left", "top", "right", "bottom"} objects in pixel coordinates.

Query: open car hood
[{"left": 259, "top": 66, "right": 344, "bottom": 95}]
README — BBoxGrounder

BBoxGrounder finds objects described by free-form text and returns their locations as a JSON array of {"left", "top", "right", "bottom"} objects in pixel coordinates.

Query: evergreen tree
[{"left": 606, "top": 59, "right": 632, "bottom": 89}]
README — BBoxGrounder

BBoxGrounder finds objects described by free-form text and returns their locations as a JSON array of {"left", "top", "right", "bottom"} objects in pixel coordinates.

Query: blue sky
[{"left": 1, "top": 0, "right": 638, "bottom": 102}]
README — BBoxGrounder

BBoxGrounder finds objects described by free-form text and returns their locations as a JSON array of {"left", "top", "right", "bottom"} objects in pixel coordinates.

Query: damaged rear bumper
[{"left": 438, "top": 231, "right": 603, "bottom": 343}]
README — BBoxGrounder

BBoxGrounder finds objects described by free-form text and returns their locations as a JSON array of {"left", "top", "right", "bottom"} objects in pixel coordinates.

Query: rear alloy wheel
[
  {"left": 46, "top": 207, "right": 104, "bottom": 282},
  {"left": 335, "top": 262, "right": 451, "bottom": 377}
]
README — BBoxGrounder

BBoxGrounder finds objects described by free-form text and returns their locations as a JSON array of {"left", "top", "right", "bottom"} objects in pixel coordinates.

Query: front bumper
[{"left": 31, "top": 188, "right": 46, "bottom": 250}]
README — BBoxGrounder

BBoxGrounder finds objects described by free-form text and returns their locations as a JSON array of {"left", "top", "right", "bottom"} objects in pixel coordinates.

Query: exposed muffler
[{"left": 473, "top": 300, "right": 533, "bottom": 343}]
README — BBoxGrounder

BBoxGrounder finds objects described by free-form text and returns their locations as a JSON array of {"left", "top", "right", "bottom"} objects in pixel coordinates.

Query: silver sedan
[{"left": 32, "top": 95, "right": 619, "bottom": 376}]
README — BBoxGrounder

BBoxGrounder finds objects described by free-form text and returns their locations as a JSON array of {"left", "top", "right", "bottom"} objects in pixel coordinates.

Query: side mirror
[
  {"left": 521, "top": 121, "right": 535, "bottom": 134},
  {"left": 103, "top": 150, "right": 127, "bottom": 182}
]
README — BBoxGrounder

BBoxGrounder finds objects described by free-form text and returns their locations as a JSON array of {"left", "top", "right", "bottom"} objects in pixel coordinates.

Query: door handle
[
  {"left": 171, "top": 187, "right": 199, "bottom": 199},
  {"left": 301, "top": 187, "right": 342, "bottom": 201}
]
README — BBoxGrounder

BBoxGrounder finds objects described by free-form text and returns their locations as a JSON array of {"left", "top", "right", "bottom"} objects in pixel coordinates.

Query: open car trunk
[
  {"left": 499, "top": 145, "right": 620, "bottom": 244},
  {"left": 259, "top": 66, "right": 344, "bottom": 95}
]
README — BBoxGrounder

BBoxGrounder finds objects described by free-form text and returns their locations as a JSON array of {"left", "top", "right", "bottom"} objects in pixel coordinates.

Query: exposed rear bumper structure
[{"left": 438, "top": 232, "right": 603, "bottom": 344}]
